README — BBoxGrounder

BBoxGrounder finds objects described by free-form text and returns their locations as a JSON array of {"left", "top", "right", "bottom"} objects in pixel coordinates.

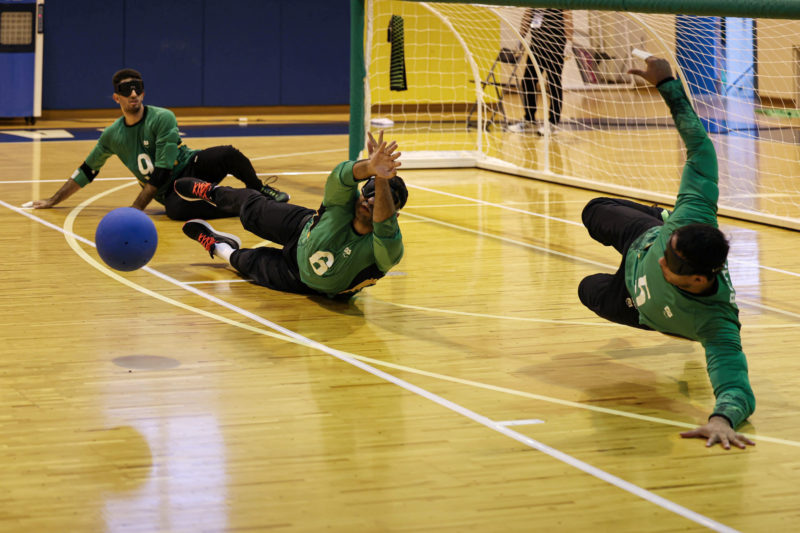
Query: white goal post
[{"left": 350, "top": 0, "right": 800, "bottom": 230}]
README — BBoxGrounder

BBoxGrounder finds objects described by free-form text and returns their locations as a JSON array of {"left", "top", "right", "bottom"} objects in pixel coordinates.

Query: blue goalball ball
[{"left": 95, "top": 207, "right": 158, "bottom": 271}]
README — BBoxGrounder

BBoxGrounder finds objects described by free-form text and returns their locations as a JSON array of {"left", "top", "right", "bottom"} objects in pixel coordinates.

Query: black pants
[
  {"left": 213, "top": 186, "right": 318, "bottom": 295},
  {"left": 578, "top": 197, "right": 665, "bottom": 329},
  {"left": 521, "top": 42, "right": 565, "bottom": 125},
  {"left": 163, "top": 145, "right": 264, "bottom": 221}
]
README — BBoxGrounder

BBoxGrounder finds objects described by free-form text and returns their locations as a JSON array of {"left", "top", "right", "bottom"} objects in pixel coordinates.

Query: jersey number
[
  {"left": 137, "top": 153, "right": 154, "bottom": 176},
  {"left": 634, "top": 275, "right": 651, "bottom": 307},
  {"left": 309, "top": 251, "right": 335, "bottom": 276}
]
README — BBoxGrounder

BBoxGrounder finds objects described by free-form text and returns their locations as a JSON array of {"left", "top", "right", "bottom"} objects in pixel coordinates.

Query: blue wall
[{"left": 42, "top": 0, "right": 350, "bottom": 110}]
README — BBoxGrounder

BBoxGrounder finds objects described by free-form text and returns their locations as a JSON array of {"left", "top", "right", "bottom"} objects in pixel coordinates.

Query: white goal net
[{"left": 363, "top": 1, "right": 800, "bottom": 229}]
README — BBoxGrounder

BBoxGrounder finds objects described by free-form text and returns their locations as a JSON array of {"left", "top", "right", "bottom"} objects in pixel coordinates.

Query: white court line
[
  {"left": 408, "top": 182, "right": 800, "bottom": 282},
  {"left": 1, "top": 176, "right": 136, "bottom": 185},
  {"left": 407, "top": 183, "right": 583, "bottom": 227},
  {"left": 401, "top": 211, "right": 615, "bottom": 270},
  {"left": 361, "top": 295, "right": 800, "bottom": 330},
  {"left": 257, "top": 171, "right": 328, "bottom": 176},
  {"left": 249, "top": 147, "right": 346, "bottom": 161},
  {"left": 0, "top": 195, "right": 744, "bottom": 532},
  {"left": 496, "top": 419, "right": 545, "bottom": 427},
  {"left": 402, "top": 205, "right": 800, "bottom": 322},
  {"left": 183, "top": 279, "right": 250, "bottom": 285},
  {"left": 407, "top": 200, "right": 586, "bottom": 209},
  {"left": 359, "top": 295, "right": 617, "bottom": 327}
]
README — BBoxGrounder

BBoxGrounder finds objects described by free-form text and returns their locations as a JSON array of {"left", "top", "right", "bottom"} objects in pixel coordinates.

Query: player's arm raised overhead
[{"left": 629, "top": 57, "right": 718, "bottom": 225}]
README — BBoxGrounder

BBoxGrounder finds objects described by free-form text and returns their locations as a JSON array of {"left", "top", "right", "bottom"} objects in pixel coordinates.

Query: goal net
[{"left": 353, "top": 0, "right": 800, "bottom": 229}]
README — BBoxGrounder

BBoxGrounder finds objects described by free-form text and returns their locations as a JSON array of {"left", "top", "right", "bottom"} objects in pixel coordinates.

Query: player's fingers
[
  {"left": 628, "top": 68, "right": 645, "bottom": 77},
  {"left": 730, "top": 436, "right": 747, "bottom": 449},
  {"left": 680, "top": 429, "right": 700, "bottom": 438},
  {"left": 735, "top": 434, "right": 756, "bottom": 447}
]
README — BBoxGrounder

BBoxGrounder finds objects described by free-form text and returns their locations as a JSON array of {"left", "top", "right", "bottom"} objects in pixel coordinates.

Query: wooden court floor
[{"left": 1, "top": 120, "right": 800, "bottom": 532}]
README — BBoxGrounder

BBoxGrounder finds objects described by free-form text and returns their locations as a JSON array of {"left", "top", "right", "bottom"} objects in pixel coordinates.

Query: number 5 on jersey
[{"left": 635, "top": 275, "right": 650, "bottom": 307}]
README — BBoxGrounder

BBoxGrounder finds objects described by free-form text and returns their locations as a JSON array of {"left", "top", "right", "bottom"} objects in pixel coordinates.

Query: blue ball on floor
[{"left": 95, "top": 207, "right": 158, "bottom": 271}]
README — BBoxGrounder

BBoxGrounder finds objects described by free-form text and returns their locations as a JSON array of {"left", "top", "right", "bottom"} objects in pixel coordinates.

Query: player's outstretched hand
[
  {"left": 28, "top": 198, "right": 56, "bottom": 209},
  {"left": 628, "top": 56, "right": 673, "bottom": 86},
  {"left": 368, "top": 131, "right": 401, "bottom": 180},
  {"left": 680, "top": 416, "right": 755, "bottom": 450},
  {"left": 367, "top": 131, "right": 383, "bottom": 157}
]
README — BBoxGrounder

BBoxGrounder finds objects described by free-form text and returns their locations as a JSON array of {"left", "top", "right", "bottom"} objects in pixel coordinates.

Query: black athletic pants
[
  {"left": 213, "top": 186, "right": 319, "bottom": 295},
  {"left": 163, "top": 145, "right": 263, "bottom": 221},
  {"left": 578, "top": 197, "right": 665, "bottom": 329},
  {"left": 521, "top": 41, "right": 566, "bottom": 126}
]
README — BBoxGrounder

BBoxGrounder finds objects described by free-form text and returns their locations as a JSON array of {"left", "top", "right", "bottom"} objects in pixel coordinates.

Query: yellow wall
[
  {"left": 368, "top": 1, "right": 502, "bottom": 105},
  {"left": 757, "top": 19, "right": 800, "bottom": 102}
]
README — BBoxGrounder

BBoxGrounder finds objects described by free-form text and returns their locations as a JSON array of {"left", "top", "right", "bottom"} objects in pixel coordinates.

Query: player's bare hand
[
  {"left": 29, "top": 199, "right": 55, "bottom": 209},
  {"left": 368, "top": 137, "right": 401, "bottom": 179},
  {"left": 680, "top": 416, "right": 755, "bottom": 450},
  {"left": 628, "top": 56, "right": 673, "bottom": 86},
  {"left": 367, "top": 131, "right": 384, "bottom": 157}
]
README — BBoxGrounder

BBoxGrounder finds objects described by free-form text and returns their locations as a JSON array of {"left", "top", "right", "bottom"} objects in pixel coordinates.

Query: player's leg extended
[
  {"left": 185, "top": 146, "right": 289, "bottom": 201},
  {"left": 230, "top": 246, "right": 316, "bottom": 294},
  {"left": 186, "top": 145, "right": 261, "bottom": 188},
  {"left": 163, "top": 187, "right": 240, "bottom": 221},
  {"left": 213, "top": 186, "right": 314, "bottom": 246},
  {"left": 582, "top": 197, "right": 664, "bottom": 254}
]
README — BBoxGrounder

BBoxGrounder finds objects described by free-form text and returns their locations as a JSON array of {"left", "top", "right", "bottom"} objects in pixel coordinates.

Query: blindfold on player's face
[
  {"left": 663, "top": 237, "right": 722, "bottom": 278},
  {"left": 116, "top": 79, "right": 144, "bottom": 97},
  {"left": 361, "top": 176, "right": 408, "bottom": 210}
]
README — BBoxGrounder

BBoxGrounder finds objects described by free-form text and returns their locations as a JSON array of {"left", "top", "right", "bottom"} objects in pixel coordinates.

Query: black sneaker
[
  {"left": 260, "top": 175, "right": 290, "bottom": 202},
  {"left": 174, "top": 177, "right": 217, "bottom": 205},
  {"left": 182, "top": 219, "right": 242, "bottom": 258}
]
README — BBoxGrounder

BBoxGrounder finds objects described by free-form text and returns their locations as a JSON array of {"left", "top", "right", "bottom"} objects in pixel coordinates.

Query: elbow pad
[
  {"left": 148, "top": 167, "right": 172, "bottom": 188},
  {"left": 71, "top": 162, "right": 99, "bottom": 186}
]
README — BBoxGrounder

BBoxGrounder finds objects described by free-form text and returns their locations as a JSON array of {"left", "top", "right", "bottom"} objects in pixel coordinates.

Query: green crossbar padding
[{"left": 401, "top": 0, "right": 800, "bottom": 19}]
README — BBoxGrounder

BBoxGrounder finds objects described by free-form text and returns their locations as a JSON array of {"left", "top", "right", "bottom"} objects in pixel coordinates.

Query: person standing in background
[{"left": 509, "top": 8, "right": 572, "bottom": 135}]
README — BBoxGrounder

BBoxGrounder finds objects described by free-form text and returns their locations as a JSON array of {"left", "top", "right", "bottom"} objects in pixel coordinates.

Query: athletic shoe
[
  {"left": 174, "top": 177, "right": 217, "bottom": 205},
  {"left": 260, "top": 175, "right": 290, "bottom": 202},
  {"left": 182, "top": 219, "right": 241, "bottom": 258},
  {"left": 536, "top": 124, "right": 560, "bottom": 136},
  {"left": 507, "top": 121, "right": 532, "bottom": 133}
]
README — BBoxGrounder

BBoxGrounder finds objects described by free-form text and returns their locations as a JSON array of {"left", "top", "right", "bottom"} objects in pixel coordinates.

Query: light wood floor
[{"left": 1, "top": 117, "right": 800, "bottom": 533}]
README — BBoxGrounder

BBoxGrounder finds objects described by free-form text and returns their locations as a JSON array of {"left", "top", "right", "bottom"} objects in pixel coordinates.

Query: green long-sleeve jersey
[
  {"left": 296, "top": 161, "right": 404, "bottom": 298},
  {"left": 624, "top": 79, "right": 755, "bottom": 428},
  {"left": 71, "top": 106, "right": 198, "bottom": 203}
]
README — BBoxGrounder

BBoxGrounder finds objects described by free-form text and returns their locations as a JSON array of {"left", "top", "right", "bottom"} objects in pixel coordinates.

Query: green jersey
[
  {"left": 296, "top": 161, "right": 404, "bottom": 298},
  {"left": 624, "top": 79, "right": 755, "bottom": 428},
  {"left": 71, "top": 105, "right": 198, "bottom": 203}
]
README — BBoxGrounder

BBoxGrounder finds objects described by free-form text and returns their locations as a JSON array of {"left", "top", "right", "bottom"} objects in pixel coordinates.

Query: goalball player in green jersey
[
  {"left": 28, "top": 69, "right": 289, "bottom": 220},
  {"left": 174, "top": 131, "right": 407, "bottom": 300},
  {"left": 578, "top": 56, "right": 756, "bottom": 450}
]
